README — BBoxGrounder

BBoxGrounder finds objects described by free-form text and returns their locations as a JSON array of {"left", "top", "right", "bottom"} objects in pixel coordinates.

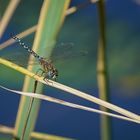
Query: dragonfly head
[
  {"left": 48, "top": 68, "right": 58, "bottom": 80},
  {"left": 52, "top": 68, "right": 58, "bottom": 80}
]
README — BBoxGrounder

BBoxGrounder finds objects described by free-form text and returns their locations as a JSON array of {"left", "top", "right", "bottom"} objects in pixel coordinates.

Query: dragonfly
[{"left": 12, "top": 36, "right": 58, "bottom": 81}]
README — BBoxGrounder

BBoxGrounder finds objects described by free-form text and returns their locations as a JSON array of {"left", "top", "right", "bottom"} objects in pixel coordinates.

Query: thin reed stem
[
  {"left": 0, "top": 0, "right": 20, "bottom": 38},
  {"left": 1, "top": 58, "right": 140, "bottom": 122},
  {"left": 1, "top": 85, "right": 140, "bottom": 125},
  {"left": 20, "top": 80, "right": 38, "bottom": 140},
  {"left": 0, "top": 25, "right": 37, "bottom": 50},
  {"left": 0, "top": 124, "right": 73, "bottom": 140},
  {"left": 97, "top": 0, "right": 112, "bottom": 140}
]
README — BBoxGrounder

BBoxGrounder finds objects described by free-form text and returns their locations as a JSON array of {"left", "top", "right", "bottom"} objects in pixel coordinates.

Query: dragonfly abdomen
[{"left": 12, "top": 36, "right": 43, "bottom": 61}]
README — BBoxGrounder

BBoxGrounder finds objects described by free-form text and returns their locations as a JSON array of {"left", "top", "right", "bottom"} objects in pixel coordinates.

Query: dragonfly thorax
[{"left": 39, "top": 58, "right": 58, "bottom": 80}]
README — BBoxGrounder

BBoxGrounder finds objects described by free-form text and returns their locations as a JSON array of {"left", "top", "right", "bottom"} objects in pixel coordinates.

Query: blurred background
[{"left": 0, "top": 0, "right": 140, "bottom": 140}]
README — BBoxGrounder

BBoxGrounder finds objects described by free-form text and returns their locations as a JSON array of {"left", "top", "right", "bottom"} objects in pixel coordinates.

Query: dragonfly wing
[
  {"left": 50, "top": 42, "right": 88, "bottom": 63},
  {"left": 51, "top": 42, "right": 74, "bottom": 57},
  {"left": 1, "top": 52, "right": 39, "bottom": 67}
]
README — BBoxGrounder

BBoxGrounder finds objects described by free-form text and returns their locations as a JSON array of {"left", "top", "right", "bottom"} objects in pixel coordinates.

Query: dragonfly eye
[
  {"left": 50, "top": 69, "right": 58, "bottom": 80},
  {"left": 54, "top": 69, "right": 58, "bottom": 76}
]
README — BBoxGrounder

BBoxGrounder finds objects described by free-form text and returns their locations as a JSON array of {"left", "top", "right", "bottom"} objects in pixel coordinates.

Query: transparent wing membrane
[{"left": 1, "top": 41, "right": 88, "bottom": 67}]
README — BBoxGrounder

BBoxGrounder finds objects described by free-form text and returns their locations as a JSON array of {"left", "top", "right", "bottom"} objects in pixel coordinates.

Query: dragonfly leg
[
  {"left": 34, "top": 69, "right": 53, "bottom": 85},
  {"left": 43, "top": 74, "right": 54, "bottom": 85},
  {"left": 43, "top": 77, "right": 49, "bottom": 83},
  {"left": 35, "top": 69, "right": 50, "bottom": 84},
  {"left": 44, "top": 78, "right": 53, "bottom": 85},
  {"left": 32, "top": 68, "right": 45, "bottom": 81},
  {"left": 35, "top": 68, "right": 45, "bottom": 76}
]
